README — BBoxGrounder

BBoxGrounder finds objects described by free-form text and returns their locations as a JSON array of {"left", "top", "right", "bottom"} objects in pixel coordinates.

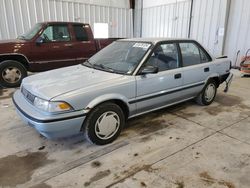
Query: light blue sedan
[{"left": 13, "top": 38, "right": 233, "bottom": 145}]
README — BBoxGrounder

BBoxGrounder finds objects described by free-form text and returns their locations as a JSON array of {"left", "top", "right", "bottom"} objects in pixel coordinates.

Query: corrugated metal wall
[
  {"left": 190, "top": 0, "right": 228, "bottom": 57},
  {"left": 141, "top": 0, "right": 228, "bottom": 57},
  {"left": 133, "top": 0, "right": 142, "bottom": 38},
  {"left": 1, "top": 0, "right": 249, "bottom": 62},
  {"left": 224, "top": 0, "right": 250, "bottom": 66},
  {"left": 0, "top": 0, "right": 133, "bottom": 40},
  {"left": 141, "top": 0, "right": 191, "bottom": 38}
]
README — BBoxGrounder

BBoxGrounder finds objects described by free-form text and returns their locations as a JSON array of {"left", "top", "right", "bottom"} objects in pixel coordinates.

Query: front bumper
[{"left": 12, "top": 90, "right": 86, "bottom": 139}]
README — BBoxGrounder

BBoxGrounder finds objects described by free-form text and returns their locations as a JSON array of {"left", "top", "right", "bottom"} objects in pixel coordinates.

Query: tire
[
  {"left": 0, "top": 60, "right": 27, "bottom": 88},
  {"left": 83, "top": 102, "right": 125, "bottom": 145},
  {"left": 195, "top": 79, "right": 217, "bottom": 106}
]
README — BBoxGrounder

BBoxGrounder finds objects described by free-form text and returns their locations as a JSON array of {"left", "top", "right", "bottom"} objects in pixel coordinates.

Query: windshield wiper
[
  {"left": 94, "top": 64, "right": 127, "bottom": 74},
  {"left": 83, "top": 61, "right": 125, "bottom": 74},
  {"left": 82, "top": 60, "right": 94, "bottom": 68},
  {"left": 93, "top": 64, "right": 115, "bottom": 73}
]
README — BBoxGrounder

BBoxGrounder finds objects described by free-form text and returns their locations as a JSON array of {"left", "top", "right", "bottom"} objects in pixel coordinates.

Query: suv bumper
[{"left": 12, "top": 90, "right": 86, "bottom": 139}]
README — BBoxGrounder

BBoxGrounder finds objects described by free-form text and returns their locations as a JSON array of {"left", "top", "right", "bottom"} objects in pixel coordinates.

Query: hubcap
[
  {"left": 95, "top": 111, "right": 120, "bottom": 140},
  {"left": 2, "top": 67, "right": 22, "bottom": 84},
  {"left": 205, "top": 83, "right": 216, "bottom": 102}
]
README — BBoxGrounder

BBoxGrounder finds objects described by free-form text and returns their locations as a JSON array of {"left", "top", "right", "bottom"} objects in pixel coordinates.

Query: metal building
[{"left": 0, "top": 0, "right": 250, "bottom": 65}]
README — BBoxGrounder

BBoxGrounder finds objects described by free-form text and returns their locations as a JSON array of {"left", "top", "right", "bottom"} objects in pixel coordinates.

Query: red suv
[{"left": 0, "top": 22, "right": 118, "bottom": 88}]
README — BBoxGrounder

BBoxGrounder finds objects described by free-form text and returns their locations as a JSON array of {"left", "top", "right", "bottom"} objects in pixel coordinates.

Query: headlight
[
  {"left": 34, "top": 97, "right": 73, "bottom": 113},
  {"left": 34, "top": 97, "right": 49, "bottom": 111}
]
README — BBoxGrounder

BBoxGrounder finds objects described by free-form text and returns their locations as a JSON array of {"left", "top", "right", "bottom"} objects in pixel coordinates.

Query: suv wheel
[
  {"left": 196, "top": 80, "right": 217, "bottom": 105},
  {"left": 0, "top": 60, "right": 27, "bottom": 88},
  {"left": 84, "top": 102, "right": 125, "bottom": 145}
]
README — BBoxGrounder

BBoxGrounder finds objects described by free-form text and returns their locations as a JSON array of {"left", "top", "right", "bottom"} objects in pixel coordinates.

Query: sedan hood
[{"left": 22, "top": 65, "right": 124, "bottom": 100}]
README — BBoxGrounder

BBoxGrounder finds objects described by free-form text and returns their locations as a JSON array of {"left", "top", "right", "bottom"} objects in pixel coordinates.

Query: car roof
[
  {"left": 118, "top": 38, "right": 195, "bottom": 44},
  {"left": 38, "top": 21, "right": 89, "bottom": 25}
]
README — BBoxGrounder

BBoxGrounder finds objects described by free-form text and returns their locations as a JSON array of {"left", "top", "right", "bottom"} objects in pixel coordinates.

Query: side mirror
[
  {"left": 140, "top": 66, "right": 158, "bottom": 75},
  {"left": 35, "top": 37, "right": 44, "bottom": 45}
]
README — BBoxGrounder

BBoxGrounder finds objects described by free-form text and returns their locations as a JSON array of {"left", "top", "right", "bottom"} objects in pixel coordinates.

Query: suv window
[
  {"left": 41, "top": 25, "right": 70, "bottom": 42},
  {"left": 179, "top": 42, "right": 210, "bottom": 67},
  {"left": 73, "top": 25, "right": 88, "bottom": 41},
  {"left": 145, "top": 43, "right": 179, "bottom": 72}
]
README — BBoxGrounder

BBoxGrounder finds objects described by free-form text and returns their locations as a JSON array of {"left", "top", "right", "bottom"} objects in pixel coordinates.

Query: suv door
[
  {"left": 135, "top": 42, "right": 183, "bottom": 114},
  {"left": 31, "top": 24, "right": 76, "bottom": 70},
  {"left": 71, "top": 24, "right": 97, "bottom": 63},
  {"left": 179, "top": 42, "right": 212, "bottom": 98}
]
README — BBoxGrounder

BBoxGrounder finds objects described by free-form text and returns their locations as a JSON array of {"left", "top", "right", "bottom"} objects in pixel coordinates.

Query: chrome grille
[{"left": 21, "top": 87, "right": 35, "bottom": 104}]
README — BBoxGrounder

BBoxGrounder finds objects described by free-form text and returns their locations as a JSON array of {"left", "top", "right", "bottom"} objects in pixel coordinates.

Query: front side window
[
  {"left": 40, "top": 25, "right": 70, "bottom": 42},
  {"left": 179, "top": 42, "right": 210, "bottom": 67},
  {"left": 144, "top": 43, "right": 179, "bottom": 72},
  {"left": 73, "top": 25, "right": 88, "bottom": 41},
  {"left": 84, "top": 41, "right": 152, "bottom": 74}
]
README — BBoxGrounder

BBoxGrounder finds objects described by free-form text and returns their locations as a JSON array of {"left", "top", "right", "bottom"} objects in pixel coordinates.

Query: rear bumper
[
  {"left": 219, "top": 72, "right": 230, "bottom": 84},
  {"left": 12, "top": 90, "right": 86, "bottom": 139},
  {"left": 220, "top": 72, "right": 233, "bottom": 93}
]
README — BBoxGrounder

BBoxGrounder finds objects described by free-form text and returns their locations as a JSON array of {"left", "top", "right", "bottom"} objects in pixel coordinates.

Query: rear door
[
  {"left": 179, "top": 41, "right": 213, "bottom": 98},
  {"left": 31, "top": 24, "right": 76, "bottom": 70},
  {"left": 71, "top": 24, "right": 97, "bottom": 64},
  {"left": 135, "top": 42, "right": 183, "bottom": 114}
]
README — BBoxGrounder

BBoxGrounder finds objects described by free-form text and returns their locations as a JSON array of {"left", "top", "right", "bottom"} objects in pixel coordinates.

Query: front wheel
[
  {"left": 195, "top": 80, "right": 217, "bottom": 105},
  {"left": 0, "top": 60, "right": 27, "bottom": 88},
  {"left": 83, "top": 102, "right": 125, "bottom": 145}
]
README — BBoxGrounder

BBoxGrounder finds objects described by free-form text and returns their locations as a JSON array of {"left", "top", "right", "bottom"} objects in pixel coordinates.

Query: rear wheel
[
  {"left": 84, "top": 102, "right": 125, "bottom": 145},
  {"left": 195, "top": 80, "right": 217, "bottom": 105},
  {"left": 0, "top": 60, "right": 27, "bottom": 88}
]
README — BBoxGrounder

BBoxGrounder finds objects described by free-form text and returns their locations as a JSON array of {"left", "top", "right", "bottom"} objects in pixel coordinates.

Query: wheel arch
[
  {"left": 85, "top": 94, "right": 130, "bottom": 120},
  {"left": 205, "top": 74, "right": 220, "bottom": 88},
  {"left": 0, "top": 54, "right": 30, "bottom": 70}
]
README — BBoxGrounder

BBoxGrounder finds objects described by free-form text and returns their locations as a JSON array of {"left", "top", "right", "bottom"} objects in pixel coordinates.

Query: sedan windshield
[
  {"left": 18, "top": 23, "right": 42, "bottom": 40},
  {"left": 85, "top": 41, "right": 152, "bottom": 74}
]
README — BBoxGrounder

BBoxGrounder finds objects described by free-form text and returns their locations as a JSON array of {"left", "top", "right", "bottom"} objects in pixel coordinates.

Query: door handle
[
  {"left": 204, "top": 67, "right": 210, "bottom": 72},
  {"left": 174, "top": 73, "right": 182, "bottom": 79},
  {"left": 65, "top": 44, "right": 73, "bottom": 48},
  {"left": 52, "top": 46, "right": 59, "bottom": 49}
]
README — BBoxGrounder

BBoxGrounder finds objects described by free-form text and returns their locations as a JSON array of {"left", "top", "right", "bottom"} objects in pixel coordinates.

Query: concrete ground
[{"left": 0, "top": 70, "right": 249, "bottom": 188}]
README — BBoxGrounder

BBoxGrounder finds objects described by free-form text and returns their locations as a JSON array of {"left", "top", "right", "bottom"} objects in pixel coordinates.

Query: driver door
[
  {"left": 30, "top": 24, "right": 76, "bottom": 71},
  {"left": 135, "top": 42, "right": 183, "bottom": 114}
]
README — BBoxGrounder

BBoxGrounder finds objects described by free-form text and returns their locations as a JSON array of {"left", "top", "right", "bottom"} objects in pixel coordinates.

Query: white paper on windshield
[{"left": 133, "top": 43, "right": 151, "bottom": 50}]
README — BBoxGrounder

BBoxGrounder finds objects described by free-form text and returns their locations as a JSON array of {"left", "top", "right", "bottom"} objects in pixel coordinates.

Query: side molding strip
[{"left": 128, "top": 82, "right": 205, "bottom": 104}]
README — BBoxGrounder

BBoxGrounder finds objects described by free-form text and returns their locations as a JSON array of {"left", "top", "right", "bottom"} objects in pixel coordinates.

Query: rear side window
[
  {"left": 73, "top": 25, "right": 88, "bottom": 41},
  {"left": 179, "top": 42, "right": 210, "bottom": 67}
]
